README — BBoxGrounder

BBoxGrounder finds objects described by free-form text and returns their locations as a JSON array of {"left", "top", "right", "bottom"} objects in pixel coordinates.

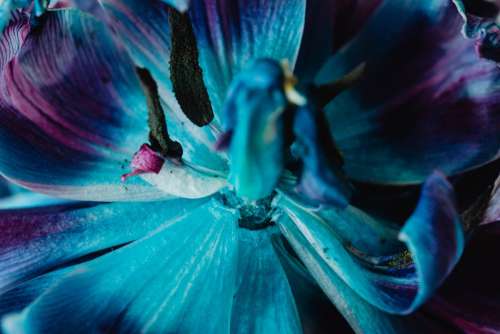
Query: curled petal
[
  {"left": 278, "top": 213, "right": 451, "bottom": 334},
  {"left": 291, "top": 104, "right": 353, "bottom": 208},
  {"left": 276, "top": 172, "right": 465, "bottom": 314}
]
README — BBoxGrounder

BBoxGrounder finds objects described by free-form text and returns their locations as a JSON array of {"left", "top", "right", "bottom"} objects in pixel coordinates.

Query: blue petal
[
  {"left": 273, "top": 235, "right": 355, "bottom": 334},
  {"left": 276, "top": 172, "right": 465, "bottom": 314},
  {"left": 2, "top": 199, "right": 239, "bottom": 334},
  {"left": 318, "top": 0, "right": 500, "bottom": 184},
  {"left": 0, "top": 9, "right": 171, "bottom": 201},
  {"left": 291, "top": 103, "right": 353, "bottom": 208},
  {"left": 0, "top": 198, "right": 205, "bottom": 292},
  {"left": 231, "top": 229, "right": 301, "bottom": 334},
  {"left": 278, "top": 212, "right": 450, "bottom": 334},
  {"left": 160, "top": 0, "right": 188, "bottom": 11},
  {"left": 295, "top": 0, "right": 382, "bottom": 81},
  {"left": 223, "top": 59, "right": 290, "bottom": 199},
  {"left": 0, "top": 267, "right": 73, "bottom": 318},
  {"left": 189, "top": 0, "right": 306, "bottom": 122},
  {"left": 96, "top": 0, "right": 228, "bottom": 172}
]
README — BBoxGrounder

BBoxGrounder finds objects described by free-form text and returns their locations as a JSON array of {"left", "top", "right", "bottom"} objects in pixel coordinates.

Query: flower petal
[
  {"left": 278, "top": 213, "right": 450, "bottom": 334},
  {"left": 484, "top": 172, "right": 500, "bottom": 224},
  {"left": 452, "top": 0, "right": 500, "bottom": 63},
  {"left": 189, "top": 0, "right": 306, "bottom": 122},
  {"left": 140, "top": 160, "right": 226, "bottom": 198},
  {"left": 231, "top": 229, "right": 302, "bottom": 334},
  {"left": 0, "top": 197, "right": 204, "bottom": 292},
  {"left": 2, "top": 199, "right": 239, "bottom": 334},
  {"left": 0, "top": 267, "right": 73, "bottom": 318},
  {"left": 295, "top": 0, "right": 382, "bottom": 81},
  {"left": 222, "top": 59, "right": 291, "bottom": 200},
  {"left": 276, "top": 172, "right": 465, "bottom": 314},
  {"left": 273, "top": 235, "right": 355, "bottom": 334},
  {"left": 426, "top": 221, "right": 500, "bottom": 333},
  {"left": 0, "top": 9, "right": 175, "bottom": 201},
  {"left": 318, "top": 1, "right": 500, "bottom": 184},
  {"left": 95, "top": 0, "right": 228, "bottom": 172},
  {"left": 160, "top": 0, "right": 188, "bottom": 11}
]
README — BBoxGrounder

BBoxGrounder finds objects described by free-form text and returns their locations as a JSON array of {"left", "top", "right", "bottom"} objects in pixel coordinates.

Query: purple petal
[
  {"left": 0, "top": 9, "right": 170, "bottom": 201},
  {"left": 319, "top": 1, "right": 500, "bottom": 184},
  {"left": 425, "top": 221, "right": 500, "bottom": 333}
]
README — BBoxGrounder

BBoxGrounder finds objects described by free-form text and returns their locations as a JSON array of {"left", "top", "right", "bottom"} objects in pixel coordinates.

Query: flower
[{"left": 0, "top": 0, "right": 498, "bottom": 333}]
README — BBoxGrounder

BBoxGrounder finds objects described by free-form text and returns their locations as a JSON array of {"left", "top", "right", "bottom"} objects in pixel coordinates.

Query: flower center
[{"left": 216, "top": 189, "right": 275, "bottom": 230}]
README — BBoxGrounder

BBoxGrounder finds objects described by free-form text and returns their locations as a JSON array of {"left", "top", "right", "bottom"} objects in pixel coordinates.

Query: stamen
[
  {"left": 136, "top": 67, "right": 182, "bottom": 159},
  {"left": 121, "top": 144, "right": 165, "bottom": 182},
  {"left": 168, "top": 7, "right": 214, "bottom": 126}
]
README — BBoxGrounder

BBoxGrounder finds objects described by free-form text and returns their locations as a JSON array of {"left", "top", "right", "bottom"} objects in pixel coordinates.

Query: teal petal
[
  {"left": 2, "top": 199, "right": 239, "bottom": 334},
  {"left": 0, "top": 267, "right": 73, "bottom": 318},
  {"left": 84, "top": 0, "right": 228, "bottom": 173},
  {"left": 276, "top": 172, "right": 465, "bottom": 315},
  {"left": 223, "top": 59, "right": 291, "bottom": 200},
  {"left": 0, "top": 198, "right": 204, "bottom": 292},
  {"left": 189, "top": 0, "right": 306, "bottom": 123},
  {"left": 231, "top": 229, "right": 302, "bottom": 334},
  {"left": 278, "top": 215, "right": 450, "bottom": 334}
]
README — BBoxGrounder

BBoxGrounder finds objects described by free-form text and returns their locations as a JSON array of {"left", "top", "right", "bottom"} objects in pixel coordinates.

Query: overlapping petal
[
  {"left": 283, "top": 220, "right": 458, "bottom": 334},
  {"left": 277, "top": 172, "right": 465, "bottom": 315},
  {"left": 317, "top": 0, "right": 500, "bottom": 184},
  {"left": 2, "top": 199, "right": 239, "bottom": 334},
  {"left": 188, "top": 0, "right": 306, "bottom": 122},
  {"left": 0, "top": 197, "right": 204, "bottom": 292},
  {"left": 87, "top": 0, "right": 227, "bottom": 172},
  {"left": 295, "top": 0, "right": 382, "bottom": 81},
  {"left": 0, "top": 9, "right": 173, "bottom": 201},
  {"left": 231, "top": 229, "right": 302, "bottom": 334}
]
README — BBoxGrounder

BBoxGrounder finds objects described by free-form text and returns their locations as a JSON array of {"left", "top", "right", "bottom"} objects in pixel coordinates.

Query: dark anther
[
  {"left": 136, "top": 67, "right": 183, "bottom": 159},
  {"left": 168, "top": 8, "right": 214, "bottom": 127},
  {"left": 312, "top": 62, "right": 366, "bottom": 108}
]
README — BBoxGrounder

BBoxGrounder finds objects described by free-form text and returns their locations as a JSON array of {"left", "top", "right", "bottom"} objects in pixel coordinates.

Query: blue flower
[{"left": 0, "top": 1, "right": 498, "bottom": 333}]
